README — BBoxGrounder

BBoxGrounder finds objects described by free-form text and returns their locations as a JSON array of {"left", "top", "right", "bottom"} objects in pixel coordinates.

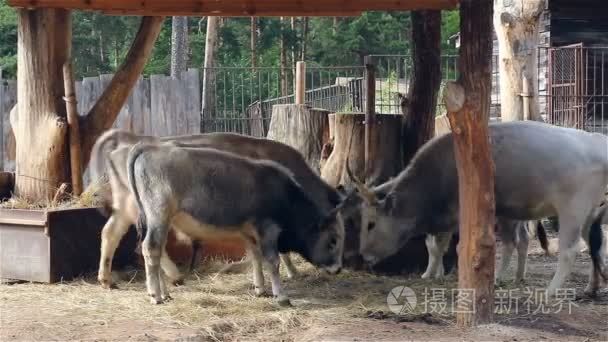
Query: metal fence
[
  {"left": 365, "top": 54, "right": 502, "bottom": 116},
  {"left": 201, "top": 65, "right": 365, "bottom": 136},
  {"left": 544, "top": 45, "right": 608, "bottom": 134}
]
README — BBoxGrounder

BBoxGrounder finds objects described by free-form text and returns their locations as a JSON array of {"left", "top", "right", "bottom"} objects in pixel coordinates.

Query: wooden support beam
[
  {"left": 8, "top": 0, "right": 458, "bottom": 16},
  {"left": 364, "top": 56, "right": 376, "bottom": 180},
  {"left": 62, "top": 62, "right": 83, "bottom": 196},
  {"left": 295, "top": 61, "right": 306, "bottom": 105},
  {"left": 443, "top": 0, "right": 496, "bottom": 327}
]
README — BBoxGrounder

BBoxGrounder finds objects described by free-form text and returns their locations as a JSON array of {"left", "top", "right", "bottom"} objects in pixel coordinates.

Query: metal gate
[{"left": 547, "top": 43, "right": 585, "bottom": 129}]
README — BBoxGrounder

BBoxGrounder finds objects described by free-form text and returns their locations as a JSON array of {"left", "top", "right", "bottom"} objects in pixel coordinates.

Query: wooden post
[
  {"left": 364, "top": 56, "right": 376, "bottom": 179},
  {"left": 0, "top": 68, "right": 3, "bottom": 171},
  {"left": 444, "top": 0, "right": 496, "bottom": 327},
  {"left": 521, "top": 75, "right": 530, "bottom": 121},
  {"left": 295, "top": 61, "right": 306, "bottom": 105},
  {"left": 63, "top": 62, "right": 83, "bottom": 196}
]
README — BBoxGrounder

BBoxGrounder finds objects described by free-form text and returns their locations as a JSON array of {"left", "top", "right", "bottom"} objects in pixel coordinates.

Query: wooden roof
[{"left": 8, "top": 0, "right": 459, "bottom": 17}]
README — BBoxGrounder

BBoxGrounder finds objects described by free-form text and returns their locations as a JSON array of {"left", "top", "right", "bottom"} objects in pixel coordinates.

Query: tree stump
[
  {"left": 319, "top": 114, "right": 336, "bottom": 171},
  {"left": 321, "top": 113, "right": 403, "bottom": 187},
  {"left": 320, "top": 113, "right": 403, "bottom": 269},
  {"left": 267, "top": 104, "right": 331, "bottom": 172}
]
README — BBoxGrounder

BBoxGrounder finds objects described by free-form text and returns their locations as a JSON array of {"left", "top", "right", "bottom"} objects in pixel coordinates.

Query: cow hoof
[
  {"left": 275, "top": 296, "right": 292, "bottom": 307},
  {"left": 100, "top": 280, "right": 117, "bottom": 290},
  {"left": 421, "top": 272, "right": 431, "bottom": 279},
  {"left": 150, "top": 297, "right": 164, "bottom": 305},
  {"left": 254, "top": 287, "right": 267, "bottom": 297},
  {"left": 171, "top": 279, "right": 185, "bottom": 287},
  {"left": 583, "top": 285, "right": 598, "bottom": 298}
]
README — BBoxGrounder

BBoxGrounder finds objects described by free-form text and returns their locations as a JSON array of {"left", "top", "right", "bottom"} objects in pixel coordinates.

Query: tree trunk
[
  {"left": 279, "top": 17, "right": 288, "bottom": 97},
  {"left": 80, "top": 16, "right": 165, "bottom": 167},
  {"left": 170, "top": 16, "right": 189, "bottom": 78},
  {"left": 301, "top": 17, "right": 309, "bottom": 60},
  {"left": 14, "top": 8, "right": 71, "bottom": 201},
  {"left": 494, "top": 0, "right": 545, "bottom": 122},
  {"left": 444, "top": 0, "right": 496, "bottom": 327},
  {"left": 267, "top": 104, "right": 330, "bottom": 172},
  {"left": 321, "top": 113, "right": 408, "bottom": 270},
  {"left": 291, "top": 17, "right": 297, "bottom": 64},
  {"left": 202, "top": 16, "right": 221, "bottom": 132},
  {"left": 250, "top": 17, "right": 257, "bottom": 68},
  {"left": 401, "top": 10, "right": 442, "bottom": 165}
]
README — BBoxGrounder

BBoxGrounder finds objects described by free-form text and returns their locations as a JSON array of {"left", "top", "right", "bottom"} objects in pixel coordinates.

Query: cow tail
[
  {"left": 126, "top": 142, "right": 150, "bottom": 242},
  {"left": 91, "top": 129, "right": 134, "bottom": 182},
  {"left": 535, "top": 221, "right": 550, "bottom": 255},
  {"left": 590, "top": 205, "right": 608, "bottom": 282}
]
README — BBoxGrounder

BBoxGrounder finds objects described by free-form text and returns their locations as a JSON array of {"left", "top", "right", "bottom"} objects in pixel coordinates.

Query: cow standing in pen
[
  {"left": 92, "top": 129, "right": 343, "bottom": 289},
  {"left": 347, "top": 121, "right": 608, "bottom": 296},
  {"left": 125, "top": 142, "right": 345, "bottom": 305}
]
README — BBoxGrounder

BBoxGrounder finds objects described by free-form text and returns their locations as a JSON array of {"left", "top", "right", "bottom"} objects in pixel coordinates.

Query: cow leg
[
  {"left": 422, "top": 232, "right": 452, "bottom": 279},
  {"left": 245, "top": 245, "right": 267, "bottom": 297},
  {"left": 259, "top": 223, "right": 291, "bottom": 306},
  {"left": 422, "top": 235, "right": 439, "bottom": 279},
  {"left": 546, "top": 205, "right": 589, "bottom": 297},
  {"left": 142, "top": 221, "right": 169, "bottom": 304},
  {"left": 280, "top": 253, "right": 298, "bottom": 279},
  {"left": 515, "top": 222, "right": 530, "bottom": 283},
  {"left": 496, "top": 220, "right": 516, "bottom": 284},
  {"left": 160, "top": 249, "right": 184, "bottom": 286},
  {"left": 98, "top": 212, "right": 131, "bottom": 289}
]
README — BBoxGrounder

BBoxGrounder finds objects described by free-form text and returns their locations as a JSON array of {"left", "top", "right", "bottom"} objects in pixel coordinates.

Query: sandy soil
[{"left": 1, "top": 231, "right": 607, "bottom": 342}]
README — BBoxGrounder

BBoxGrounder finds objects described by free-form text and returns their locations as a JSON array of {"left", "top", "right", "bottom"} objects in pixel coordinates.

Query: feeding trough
[{"left": 0, "top": 207, "right": 137, "bottom": 283}]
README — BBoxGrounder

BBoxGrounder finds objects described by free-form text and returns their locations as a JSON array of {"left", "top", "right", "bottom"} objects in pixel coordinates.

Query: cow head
[
  {"left": 311, "top": 207, "right": 345, "bottom": 274},
  {"left": 345, "top": 163, "right": 417, "bottom": 266}
]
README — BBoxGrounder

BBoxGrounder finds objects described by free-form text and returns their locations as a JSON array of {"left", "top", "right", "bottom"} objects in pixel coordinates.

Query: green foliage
[
  {"left": 0, "top": 0, "right": 17, "bottom": 77},
  {"left": 441, "top": 10, "right": 460, "bottom": 55},
  {"left": 0, "top": 2, "right": 462, "bottom": 80}
]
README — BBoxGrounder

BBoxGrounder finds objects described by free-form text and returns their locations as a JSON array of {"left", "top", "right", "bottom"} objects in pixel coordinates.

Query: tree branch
[{"left": 80, "top": 16, "right": 165, "bottom": 167}]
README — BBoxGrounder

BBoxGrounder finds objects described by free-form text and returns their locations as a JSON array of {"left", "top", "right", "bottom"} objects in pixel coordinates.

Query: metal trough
[{"left": 0, "top": 207, "right": 137, "bottom": 283}]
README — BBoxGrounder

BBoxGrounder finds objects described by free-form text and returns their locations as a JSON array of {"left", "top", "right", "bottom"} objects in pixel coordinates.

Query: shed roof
[{"left": 8, "top": 0, "right": 459, "bottom": 16}]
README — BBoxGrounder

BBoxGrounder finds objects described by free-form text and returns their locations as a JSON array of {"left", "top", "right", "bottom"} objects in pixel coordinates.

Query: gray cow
[
  {"left": 125, "top": 142, "right": 345, "bottom": 305},
  {"left": 347, "top": 120, "right": 608, "bottom": 296},
  {"left": 92, "top": 129, "right": 343, "bottom": 289}
]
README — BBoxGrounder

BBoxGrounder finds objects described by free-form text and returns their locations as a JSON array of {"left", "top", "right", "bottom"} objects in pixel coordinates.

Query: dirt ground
[{"left": 1, "top": 231, "right": 607, "bottom": 342}]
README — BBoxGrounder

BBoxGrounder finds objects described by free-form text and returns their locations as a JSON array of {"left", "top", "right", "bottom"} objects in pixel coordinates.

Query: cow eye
[
  {"left": 329, "top": 236, "right": 337, "bottom": 248},
  {"left": 367, "top": 222, "right": 376, "bottom": 231}
]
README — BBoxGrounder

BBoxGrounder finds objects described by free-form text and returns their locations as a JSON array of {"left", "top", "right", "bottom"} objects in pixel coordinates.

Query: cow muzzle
[
  {"left": 323, "top": 263, "right": 342, "bottom": 275},
  {"left": 362, "top": 253, "right": 380, "bottom": 266}
]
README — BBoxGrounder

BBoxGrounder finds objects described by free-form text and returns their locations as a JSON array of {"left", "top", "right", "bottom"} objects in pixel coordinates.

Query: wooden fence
[{"left": 0, "top": 69, "right": 201, "bottom": 178}]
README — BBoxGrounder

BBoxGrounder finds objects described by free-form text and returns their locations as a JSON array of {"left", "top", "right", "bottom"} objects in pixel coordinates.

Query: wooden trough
[{"left": 0, "top": 207, "right": 137, "bottom": 283}]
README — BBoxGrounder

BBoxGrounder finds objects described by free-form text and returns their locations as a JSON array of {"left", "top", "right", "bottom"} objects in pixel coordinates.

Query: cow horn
[{"left": 345, "top": 158, "right": 377, "bottom": 205}]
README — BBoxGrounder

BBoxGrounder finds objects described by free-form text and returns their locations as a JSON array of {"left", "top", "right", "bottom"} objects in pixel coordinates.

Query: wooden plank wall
[{"left": 0, "top": 69, "right": 202, "bottom": 186}]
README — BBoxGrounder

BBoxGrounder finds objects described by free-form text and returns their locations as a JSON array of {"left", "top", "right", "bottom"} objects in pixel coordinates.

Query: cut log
[
  {"left": 320, "top": 113, "right": 402, "bottom": 187},
  {"left": 267, "top": 104, "right": 331, "bottom": 171},
  {"left": 320, "top": 113, "right": 402, "bottom": 269},
  {"left": 435, "top": 114, "right": 452, "bottom": 136},
  {"left": 0, "top": 172, "right": 14, "bottom": 200},
  {"left": 319, "top": 113, "right": 336, "bottom": 171}
]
